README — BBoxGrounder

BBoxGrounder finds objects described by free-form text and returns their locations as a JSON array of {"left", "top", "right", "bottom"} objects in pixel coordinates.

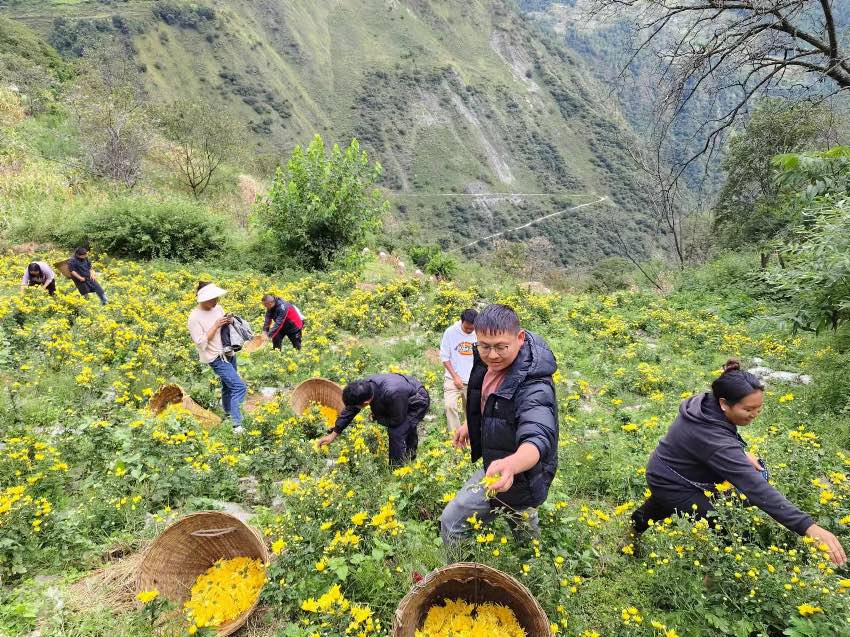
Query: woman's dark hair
[
  {"left": 27, "top": 262, "right": 42, "bottom": 275},
  {"left": 460, "top": 308, "right": 478, "bottom": 324},
  {"left": 74, "top": 246, "right": 89, "bottom": 257},
  {"left": 711, "top": 359, "right": 764, "bottom": 405},
  {"left": 342, "top": 380, "right": 373, "bottom": 406},
  {"left": 197, "top": 280, "right": 211, "bottom": 292}
]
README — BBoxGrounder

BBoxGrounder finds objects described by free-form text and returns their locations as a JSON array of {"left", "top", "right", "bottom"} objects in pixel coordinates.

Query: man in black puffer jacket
[
  {"left": 318, "top": 373, "right": 431, "bottom": 466},
  {"left": 440, "top": 304, "right": 558, "bottom": 545}
]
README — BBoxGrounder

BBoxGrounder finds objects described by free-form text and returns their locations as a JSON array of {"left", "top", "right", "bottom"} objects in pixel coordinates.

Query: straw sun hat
[{"left": 197, "top": 284, "right": 227, "bottom": 303}]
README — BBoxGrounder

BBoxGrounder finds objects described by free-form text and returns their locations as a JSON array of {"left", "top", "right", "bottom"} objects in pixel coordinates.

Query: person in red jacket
[{"left": 261, "top": 294, "right": 304, "bottom": 350}]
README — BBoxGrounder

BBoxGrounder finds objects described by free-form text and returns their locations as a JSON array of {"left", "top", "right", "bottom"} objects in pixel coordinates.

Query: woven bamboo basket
[
  {"left": 54, "top": 259, "right": 72, "bottom": 279},
  {"left": 149, "top": 384, "right": 222, "bottom": 429},
  {"left": 393, "top": 562, "right": 551, "bottom": 637},
  {"left": 241, "top": 335, "right": 266, "bottom": 354},
  {"left": 290, "top": 378, "right": 344, "bottom": 415},
  {"left": 137, "top": 511, "right": 269, "bottom": 636}
]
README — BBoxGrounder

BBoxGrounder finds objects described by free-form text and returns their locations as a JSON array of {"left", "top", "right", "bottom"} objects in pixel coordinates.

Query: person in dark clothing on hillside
[
  {"left": 318, "top": 373, "right": 430, "bottom": 466},
  {"left": 632, "top": 359, "right": 846, "bottom": 565},
  {"left": 68, "top": 247, "right": 107, "bottom": 305},
  {"left": 439, "top": 304, "right": 559, "bottom": 545},
  {"left": 261, "top": 294, "right": 303, "bottom": 350}
]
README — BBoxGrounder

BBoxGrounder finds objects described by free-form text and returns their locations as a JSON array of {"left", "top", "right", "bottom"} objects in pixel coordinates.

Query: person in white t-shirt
[
  {"left": 187, "top": 282, "right": 247, "bottom": 434},
  {"left": 439, "top": 308, "right": 477, "bottom": 432}
]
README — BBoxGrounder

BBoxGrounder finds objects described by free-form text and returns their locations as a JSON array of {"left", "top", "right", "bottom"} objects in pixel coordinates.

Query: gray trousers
[{"left": 439, "top": 468, "right": 540, "bottom": 546}]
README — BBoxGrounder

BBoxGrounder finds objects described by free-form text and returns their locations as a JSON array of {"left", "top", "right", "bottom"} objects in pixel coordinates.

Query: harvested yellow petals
[
  {"left": 415, "top": 598, "right": 526, "bottom": 637},
  {"left": 184, "top": 557, "right": 266, "bottom": 628},
  {"left": 318, "top": 404, "right": 338, "bottom": 428}
]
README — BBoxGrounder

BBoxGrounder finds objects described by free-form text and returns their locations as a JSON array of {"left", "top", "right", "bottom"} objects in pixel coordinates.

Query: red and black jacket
[{"left": 263, "top": 297, "right": 303, "bottom": 339}]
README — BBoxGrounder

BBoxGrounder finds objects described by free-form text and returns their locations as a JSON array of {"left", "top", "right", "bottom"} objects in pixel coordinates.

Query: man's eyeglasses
[{"left": 478, "top": 343, "right": 512, "bottom": 355}]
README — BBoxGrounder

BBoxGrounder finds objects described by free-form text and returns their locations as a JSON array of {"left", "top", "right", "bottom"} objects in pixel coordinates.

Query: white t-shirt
[
  {"left": 440, "top": 321, "right": 477, "bottom": 382},
  {"left": 188, "top": 305, "right": 226, "bottom": 363}
]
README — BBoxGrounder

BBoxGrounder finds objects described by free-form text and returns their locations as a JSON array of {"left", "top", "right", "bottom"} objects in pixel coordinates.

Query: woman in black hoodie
[{"left": 632, "top": 360, "right": 846, "bottom": 565}]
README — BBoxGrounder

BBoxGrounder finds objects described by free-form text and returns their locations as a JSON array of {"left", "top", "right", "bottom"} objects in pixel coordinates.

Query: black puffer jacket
[
  {"left": 333, "top": 373, "right": 427, "bottom": 433},
  {"left": 467, "top": 331, "right": 559, "bottom": 509}
]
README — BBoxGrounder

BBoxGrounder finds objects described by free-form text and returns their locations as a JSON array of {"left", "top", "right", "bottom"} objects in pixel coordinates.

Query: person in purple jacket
[{"left": 632, "top": 359, "right": 846, "bottom": 566}]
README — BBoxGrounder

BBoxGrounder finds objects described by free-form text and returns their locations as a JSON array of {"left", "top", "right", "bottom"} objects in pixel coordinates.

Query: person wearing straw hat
[
  {"left": 318, "top": 374, "right": 431, "bottom": 466},
  {"left": 187, "top": 282, "right": 248, "bottom": 434},
  {"left": 439, "top": 304, "right": 558, "bottom": 546}
]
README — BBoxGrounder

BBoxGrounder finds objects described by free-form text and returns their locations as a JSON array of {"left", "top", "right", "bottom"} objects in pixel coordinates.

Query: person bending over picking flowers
[
  {"left": 261, "top": 293, "right": 304, "bottom": 350},
  {"left": 632, "top": 359, "right": 847, "bottom": 566},
  {"left": 20, "top": 261, "right": 56, "bottom": 296},
  {"left": 318, "top": 374, "right": 430, "bottom": 466},
  {"left": 187, "top": 282, "right": 248, "bottom": 435},
  {"left": 440, "top": 304, "right": 558, "bottom": 545}
]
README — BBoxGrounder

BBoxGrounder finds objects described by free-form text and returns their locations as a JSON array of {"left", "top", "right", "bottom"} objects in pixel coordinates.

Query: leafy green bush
[
  {"left": 424, "top": 250, "right": 457, "bottom": 279},
  {"left": 409, "top": 245, "right": 440, "bottom": 269},
  {"left": 151, "top": 2, "right": 216, "bottom": 29},
  {"left": 258, "top": 135, "right": 387, "bottom": 270},
  {"left": 66, "top": 197, "right": 231, "bottom": 260}
]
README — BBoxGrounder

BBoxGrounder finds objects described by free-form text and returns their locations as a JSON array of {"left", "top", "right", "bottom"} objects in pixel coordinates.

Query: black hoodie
[
  {"left": 467, "top": 331, "right": 559, "bottom": 509},
  {"left": 646, "top": 392, "right": 813, "bottom": 535}
]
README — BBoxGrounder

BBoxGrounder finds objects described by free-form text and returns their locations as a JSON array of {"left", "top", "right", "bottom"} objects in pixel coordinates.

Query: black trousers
[
  {"left": 631, "top": 488, "right": 715, "bottom": 534},
  {"left": 387, "top": 387, "right": 430, "bottom": 466},
  {"left": 272, "top": 329, "right": 302, "bottom": 350}
]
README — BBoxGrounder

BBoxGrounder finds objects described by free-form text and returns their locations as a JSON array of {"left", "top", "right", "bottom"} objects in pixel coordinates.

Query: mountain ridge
[{"left": 2, "top": 0, "right": 656, "bottom": 266}]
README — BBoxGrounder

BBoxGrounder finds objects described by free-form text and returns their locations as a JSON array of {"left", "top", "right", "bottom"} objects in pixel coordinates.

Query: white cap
[{"left": 196, "top": 283, "right": 227, "bottom": 303}]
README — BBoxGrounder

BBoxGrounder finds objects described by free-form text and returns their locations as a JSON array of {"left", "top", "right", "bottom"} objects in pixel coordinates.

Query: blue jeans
[{"left": 209, "top": 356, "right": 247, "bottom": 426}]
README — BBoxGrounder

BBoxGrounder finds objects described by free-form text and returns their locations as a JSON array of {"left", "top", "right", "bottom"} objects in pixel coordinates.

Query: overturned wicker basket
[
  {"left": 137, "top": 511, "right": 269, "bottom": 636},
  {"left": 394, "top": 562, "right": 551, "bottom": 637},
  {"left": 149, "top": 384, "right": 221, "bottom": 428},
  {"left": 290, "top": 378, "right": 344, "bottom": 415}
]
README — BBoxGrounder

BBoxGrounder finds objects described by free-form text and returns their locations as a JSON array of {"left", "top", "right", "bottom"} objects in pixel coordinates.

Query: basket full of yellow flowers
[
  {"left": 393, "top": 562, "right": 551, "bottom": 637},
  {"left": 290, "top": 378, "right": 345, "bottom": 417},
  {"left": 136, "top": 511, "right": 269, "bottom": 636}
]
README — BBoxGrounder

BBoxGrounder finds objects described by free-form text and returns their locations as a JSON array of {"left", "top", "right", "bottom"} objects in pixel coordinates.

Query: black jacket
[
  {"left": 333, "top": 374, "right": 426, "bottom": 434},
  {"left": 467, "top": 331, "right": 559, "bottom": 509},
  {"left": 647, "top": 392, "right": 813, "bottom": 535}
]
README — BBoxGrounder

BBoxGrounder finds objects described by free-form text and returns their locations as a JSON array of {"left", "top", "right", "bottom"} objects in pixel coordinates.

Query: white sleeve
[{"left": 439, "top": 329, "right": 452, "bottom": 362}]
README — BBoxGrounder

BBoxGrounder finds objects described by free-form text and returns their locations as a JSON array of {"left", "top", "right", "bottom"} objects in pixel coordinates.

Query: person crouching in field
[
  {"left": 261, "top": 294, "right": 304, "bottom": 350},
  {"left": 188, "top": 282, "right": 248, "bottom": 435},
  {"left": 440, "top": 304, "right": 558, "bottom": 546},
  {"left": 68, "top": 247, "right": 108, "bottom": 305},
  {"left": 20, "top": 261, "right": 56, "bottom": 296},
  {"left": 318, "top": 374, "right": 431, "bottom": 466},
  {"left": 632, "top": 360, "right": 847, "bottom": 565}
]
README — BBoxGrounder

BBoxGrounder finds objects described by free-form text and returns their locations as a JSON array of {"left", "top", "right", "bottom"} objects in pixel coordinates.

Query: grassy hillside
[{"left": 1, "top": 0, "right": 655, "bottom": 266}]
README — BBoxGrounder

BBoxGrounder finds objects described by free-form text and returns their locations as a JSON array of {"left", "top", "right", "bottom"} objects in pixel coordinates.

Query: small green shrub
[
  {"left": 424, "top": 250, "right": 457, "bottom": 279},
  {"left": 67, "top": 197, "right": 232, "bottom": 260},
  {"left": 409, "top": 244, "right": 440, "bottom": 269}
]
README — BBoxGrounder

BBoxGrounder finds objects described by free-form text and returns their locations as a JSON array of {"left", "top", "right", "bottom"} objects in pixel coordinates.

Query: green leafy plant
[{"left": 258, "top": 135, "right": 387, "bottom": 270}]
